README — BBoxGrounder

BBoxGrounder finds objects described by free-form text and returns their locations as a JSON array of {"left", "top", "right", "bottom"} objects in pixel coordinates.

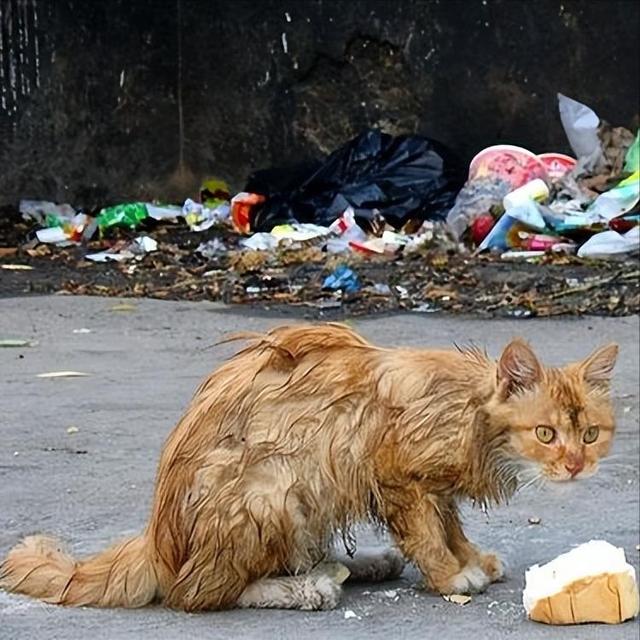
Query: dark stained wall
[{"left": 0, "top": 0, "right": 638, "bottom": 208}]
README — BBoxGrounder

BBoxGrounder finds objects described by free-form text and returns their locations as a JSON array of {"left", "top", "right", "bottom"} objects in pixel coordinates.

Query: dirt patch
[{"left": 1, "top": 206, "right": 638, "bottom": 319}]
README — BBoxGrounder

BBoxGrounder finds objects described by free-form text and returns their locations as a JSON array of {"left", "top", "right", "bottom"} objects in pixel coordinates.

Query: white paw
[
  {"left": 300, "top": 575, "right": 342, "bottom": 611},
  {"left": 448, "top": 564, "right": 490, "bottom": 594}
]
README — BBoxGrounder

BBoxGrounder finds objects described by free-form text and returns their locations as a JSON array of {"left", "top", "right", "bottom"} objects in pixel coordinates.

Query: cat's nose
[{"left": 564, "top": 460, "right": 584, "bottom": 478}]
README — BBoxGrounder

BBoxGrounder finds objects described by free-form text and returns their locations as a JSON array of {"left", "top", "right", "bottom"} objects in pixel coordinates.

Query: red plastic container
[
  {"left": 537, "top": 153, "right": 577, "bottom": 180},
  {"left": 231, "top": 193, "right": 266, "bottom": 234}
]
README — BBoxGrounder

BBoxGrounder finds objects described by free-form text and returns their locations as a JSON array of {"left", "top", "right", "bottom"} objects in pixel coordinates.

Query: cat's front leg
[
  {"left": 381, "top": 483, "right": 489, "bottom": 595},
  {"left": 438, "top": 497, "right": 504, "bottom": 585}
]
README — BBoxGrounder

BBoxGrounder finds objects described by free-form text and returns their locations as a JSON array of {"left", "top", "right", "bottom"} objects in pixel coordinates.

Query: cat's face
[{"left": 494, "top": 340, "right": 618, "bottom": 483}]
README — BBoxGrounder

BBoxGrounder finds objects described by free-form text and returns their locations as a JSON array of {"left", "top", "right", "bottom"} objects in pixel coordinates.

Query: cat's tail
[{"left": 0, "top": 533, "right": 157, "bottom": 608}]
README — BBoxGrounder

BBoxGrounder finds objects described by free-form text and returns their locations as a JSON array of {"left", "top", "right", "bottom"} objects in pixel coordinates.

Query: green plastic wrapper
[
  {"left": 97, "top": 203, "right": 149, "bottom": 230},
  {"left": 623, "top": 133, "right": 639, "bottom": 174}
]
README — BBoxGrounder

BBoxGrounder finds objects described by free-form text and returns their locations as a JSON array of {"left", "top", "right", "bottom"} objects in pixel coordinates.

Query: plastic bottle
[{"left": 503, "top": 179, "right": 550, "bottom": 211}]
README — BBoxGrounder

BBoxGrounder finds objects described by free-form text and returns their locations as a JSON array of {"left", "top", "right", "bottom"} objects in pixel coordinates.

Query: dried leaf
[
  {"left": 26, "top": 245, "right": 51, "bottom": 257},
  {"left": 37, "top": 371, "right": 91, "bottom": 378},
  {"left": 0, "top": 339, "right": 31, "bottom": 347},
  {"left": 423, "top": 285, "right": 458, "bottom": 300},
  {"left": 109, "top": 303, "right": 137, "bottom": 312},
  {"left": 442, "top": 594, "right": 472, "bottom": 605},
  {"left": 1, "top": 264, "right": 33, "bottom": 270},
  {"left": 228, "top": 250, "right": 269, "bottom": 274}
]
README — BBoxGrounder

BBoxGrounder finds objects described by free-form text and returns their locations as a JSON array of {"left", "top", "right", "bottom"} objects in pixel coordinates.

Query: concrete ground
[{"left": 0, "top": 296, "right": 638, "bottom": 640}]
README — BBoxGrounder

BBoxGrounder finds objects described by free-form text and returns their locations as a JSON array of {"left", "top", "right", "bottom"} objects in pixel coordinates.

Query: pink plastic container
[{"left": 468, "top": 144, "right": 549, "bottom": 189}]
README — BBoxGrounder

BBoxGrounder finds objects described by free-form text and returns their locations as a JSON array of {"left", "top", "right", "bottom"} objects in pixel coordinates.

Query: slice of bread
[{"left": 523, "top": 540, "right": 639, "bottom": 625}]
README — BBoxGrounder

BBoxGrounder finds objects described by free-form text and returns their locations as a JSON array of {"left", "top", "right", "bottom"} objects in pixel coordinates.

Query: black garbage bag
[{"left": 246, "top": 129, "right": 464, "bottom": 232}]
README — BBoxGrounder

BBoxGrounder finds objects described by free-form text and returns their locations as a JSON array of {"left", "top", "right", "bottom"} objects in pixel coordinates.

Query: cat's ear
[
  {"left": 497, "top": 338, "right": 543, "bottom": 397},
  {"left": 581, "top": 343, "right": 618, "bottom": 389}
]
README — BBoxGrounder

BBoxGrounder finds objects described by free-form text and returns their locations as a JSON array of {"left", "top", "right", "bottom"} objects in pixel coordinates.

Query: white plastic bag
[
  {"left": 577, "top": 226, "right": 639, "bottom": 260},
  {"left": 19, "top": 200, "right": 76, "bottom": 225},
  {"left": 326, "top": 207, "right": 368, "bottom": 253},
  {"left": 558, "top": 93, "right": 603, "bottom": 170}
]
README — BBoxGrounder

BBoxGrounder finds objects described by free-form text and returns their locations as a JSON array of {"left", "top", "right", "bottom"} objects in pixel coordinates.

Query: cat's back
[{"left": 374, "top": 345, "right": 492, "bottom": 403}]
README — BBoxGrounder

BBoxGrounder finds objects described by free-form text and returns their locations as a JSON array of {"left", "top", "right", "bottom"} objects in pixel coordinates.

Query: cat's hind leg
[
  {"left": 237, "top": 574, "right": 342, "bottom": 610},
  {"left": 333, "top": 548, "right": 405, "bottom": 583}
]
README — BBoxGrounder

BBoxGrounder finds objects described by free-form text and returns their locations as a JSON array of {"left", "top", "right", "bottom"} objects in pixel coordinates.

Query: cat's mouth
[
  {"left": 545, "top": 464, "right": 598, "bottom": 483},
  {"left": 518, "top": 462, "right": 599, "bottom": 487}
]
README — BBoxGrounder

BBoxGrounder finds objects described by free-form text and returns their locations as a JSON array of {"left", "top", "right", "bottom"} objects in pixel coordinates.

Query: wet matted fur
[{"left": 0, "top": 323, "right": 618, "bottom": 611}]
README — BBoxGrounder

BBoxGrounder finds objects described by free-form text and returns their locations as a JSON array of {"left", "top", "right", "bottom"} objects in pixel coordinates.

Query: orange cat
[{"left": 0, "top": 324, "right": 618, "bottom": 612}]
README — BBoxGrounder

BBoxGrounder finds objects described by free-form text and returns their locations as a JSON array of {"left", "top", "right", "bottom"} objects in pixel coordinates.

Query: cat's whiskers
[
  {"left": 518, "top": 472, "right": 544, "bottom": 493},
  {"left": 514, "top": 459, "right": 547, "bottom": 494},
  {"left": 492, "top": 454, "right": 526, "bottom": 501},
  {"left": 532, "top": 475, "right": 549, "bottom": 492}
]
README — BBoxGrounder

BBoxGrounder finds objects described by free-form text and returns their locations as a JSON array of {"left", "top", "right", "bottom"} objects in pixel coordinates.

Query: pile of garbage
[
  {"left": 2, "top": 94, "right": 638, "bottom": 317},
  {"left": 447, "top": 94, "right": 639, "bottom": 261},
  {"left": 17, "top": 128, "right": 466, "bottom": 262}
]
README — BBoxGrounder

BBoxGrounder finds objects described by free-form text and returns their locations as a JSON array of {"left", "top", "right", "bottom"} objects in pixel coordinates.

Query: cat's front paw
[
  {"left": 478, "top": 552, "right": 505, "bottom": 583},
  {"left": 438, "top": 564, "right": 490, "bottom": 594}
]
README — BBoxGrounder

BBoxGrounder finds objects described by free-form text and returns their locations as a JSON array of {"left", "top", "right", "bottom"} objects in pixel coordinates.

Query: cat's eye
[
  {"left": 535, "top": 426, "right": 556, "bottom": 444},
  {"left": 583, "top": 426, "right": 599, "bottom": 444}
]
